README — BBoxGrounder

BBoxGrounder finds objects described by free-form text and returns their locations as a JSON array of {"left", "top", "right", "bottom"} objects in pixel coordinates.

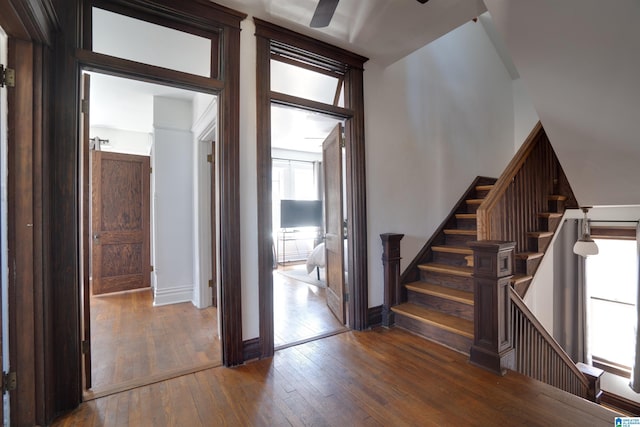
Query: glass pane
[
  {"left": 589, "top": 298, "right": 635, "bottom": 368},
  {"left": 587, "top": 239, "right": 638, "bottom": 304},
  {"left": 92, "top": 8, "right": 212, "bottom": 78},
  {"left": 291, "top": 161, "right": 315, "bottom": 200},
  {"left": 271, "top": 60, "right": 339, "bottom": 105},
  {"left": 271, "top": 104, "right": 343, "bottom": 153}
]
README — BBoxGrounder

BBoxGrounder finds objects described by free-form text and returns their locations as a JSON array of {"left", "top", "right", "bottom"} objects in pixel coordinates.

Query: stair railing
[
  {"left": 469, "top": 240, "right": 602, "bottom": 403},
  {"left": 476, "top": 122, "right": 575, "bottom": 268},
  {"left": 509, "top": 286, "right": 591, "bottom": 398}
]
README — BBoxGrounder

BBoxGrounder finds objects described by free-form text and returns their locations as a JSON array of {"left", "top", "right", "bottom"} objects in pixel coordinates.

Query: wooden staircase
[{"left": 391, "top": 180, "right": 569, "bottom": 354}]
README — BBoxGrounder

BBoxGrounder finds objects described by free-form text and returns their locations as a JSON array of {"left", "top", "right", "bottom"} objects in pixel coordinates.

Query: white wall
[
  {"left": 152, "top": 96, "right": 196, "bottom": 306},
  {"left": 513, "top": 78, "right": 539, "bottom": 148},
  {"left": 364, "top": 20, "right": 517, "bottom": 307},
  {"left": 239, "top": 19, "right": 260, "bottom": 340},
  {"left": 89, "top": 126, "right": 152, "bottom": 156},
  {"left": 484, "top": 0, "right": 640, "bottom": 207}
]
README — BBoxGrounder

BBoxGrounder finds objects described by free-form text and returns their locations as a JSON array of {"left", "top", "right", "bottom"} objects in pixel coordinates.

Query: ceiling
[{"left": 213, "top": 0, "right": 487, "bottom": 65}]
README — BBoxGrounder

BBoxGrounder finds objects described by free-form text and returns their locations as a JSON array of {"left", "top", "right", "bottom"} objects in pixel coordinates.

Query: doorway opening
[
  {"left": 80, "top": 71, "right": 222, "bottom": 397},
  {"left": 271, "top": 104, "right": 348, "bottom": 348}
]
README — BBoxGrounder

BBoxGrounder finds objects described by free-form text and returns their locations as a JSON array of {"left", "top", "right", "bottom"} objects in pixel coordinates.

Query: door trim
[{"left": 255, "top": 19, "right": 369, "bottom": 360}]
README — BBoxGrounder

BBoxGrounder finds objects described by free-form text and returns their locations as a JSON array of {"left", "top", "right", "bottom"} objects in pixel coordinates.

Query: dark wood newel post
[
  {"left": 381, "top": 233, "right": 404, "bottom": 327},
  {"left": 468, "top": 240, "right": 516, "bottom": 375},
  {"left": 577, "top": 362, "right": 604, "bottom": 403}
]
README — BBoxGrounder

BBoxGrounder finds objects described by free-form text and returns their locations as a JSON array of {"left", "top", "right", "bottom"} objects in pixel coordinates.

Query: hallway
[{"left": 57, "top": 328, "right": 619, "bottom": 426}]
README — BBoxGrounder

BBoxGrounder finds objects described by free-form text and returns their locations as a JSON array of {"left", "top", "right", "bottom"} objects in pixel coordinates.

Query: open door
[
  {"left": 91, "top": 151, "right": 151, "bottom": 295},
  {"left": 322, "top": 124, "right": 345, "bottom": 323},
  {"left": 80, "top": 73, "right": 92, "bottom": 389}
]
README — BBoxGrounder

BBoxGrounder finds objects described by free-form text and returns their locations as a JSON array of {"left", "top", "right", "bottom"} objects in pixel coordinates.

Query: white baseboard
[{"left": 153, "top": 284, "right": 194, "bottom": 306}]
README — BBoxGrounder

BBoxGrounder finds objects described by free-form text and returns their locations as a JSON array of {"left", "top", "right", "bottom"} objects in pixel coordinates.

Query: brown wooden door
[
  {"left": 91, "top": 151, "right": 151, "bottom": 295},
  {"left": 323, "top": 124, "right": 346, "bottom": 323},
  {"left": 80, "top": 73, "right": 92, "bottom": 388}
]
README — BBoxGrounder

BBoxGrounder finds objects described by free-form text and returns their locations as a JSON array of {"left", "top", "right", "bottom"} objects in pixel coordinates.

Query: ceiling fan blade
[
  {"left": 417, "top": 0, "right": 430, "bottom": 3},
  {"left": 310, "top": 0, "right": 339, "bottom": 28}
]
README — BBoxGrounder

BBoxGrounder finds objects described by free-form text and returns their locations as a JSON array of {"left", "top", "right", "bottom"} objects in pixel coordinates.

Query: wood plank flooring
[
  {"left": 88, "top": 288, "right": 221, "bottom": 397},
  {"left": 57, "top": 328, "right": 620, "bottom": 426},
  {"left": 274, "top": 267, "right": 345, "bottom": 347}
]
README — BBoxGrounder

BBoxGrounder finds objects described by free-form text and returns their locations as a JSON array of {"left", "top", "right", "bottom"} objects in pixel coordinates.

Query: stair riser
[
  {"left": 539, "top": 216, "right": 561, "bottom": 232},
  {"left": 465, "top": 203, "right": 481, "bottom": 214},
  {"left": 407, "top": 292, "right": 473, "bottom": 321},
  {"left": 548, "top": 198, "right": 565, "bottom": 213},
  {"left": 419, "top": 271, "right": 473, "bottom": 292},
  {"left": 514, "top": 277, "right": 533, "bottom": 297},
  {"left": 528, "top": 235, "right": 552, "bottom": 253},
  {"left": 395, "top": 315, "right": 472, "bottom": 354},
  {"left": 515, "top": 257, "right": 542, "bottom": 276},
  {"left": 444, "top": 234, "right": 477, "bottom": 246},
  {"left": 455, "top": 217, "right": 476, "bottom": 230},
  {"left": 432, "top": 251, "right": 472, "bottom": 268},
  {"left": 475, "top": 189, "right": 491, "bottom": 198}
]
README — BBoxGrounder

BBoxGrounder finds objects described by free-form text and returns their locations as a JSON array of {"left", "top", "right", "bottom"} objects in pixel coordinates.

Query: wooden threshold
[{"left": 83, "top": 361, "right": 222, "bottom": 401}]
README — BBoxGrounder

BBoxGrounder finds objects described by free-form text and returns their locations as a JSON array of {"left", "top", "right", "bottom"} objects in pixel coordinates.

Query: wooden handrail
[
  {"left": 509, "top": 287, "right": 590, "bottom": 396},
  {"left": 477, "top": 121, "right": 544, "bottom": 240}
]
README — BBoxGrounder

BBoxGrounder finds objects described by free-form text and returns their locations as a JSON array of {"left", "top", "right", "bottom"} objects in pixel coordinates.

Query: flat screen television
[{"left": 280, "top": 199, "right": 323, "bottom": 229}]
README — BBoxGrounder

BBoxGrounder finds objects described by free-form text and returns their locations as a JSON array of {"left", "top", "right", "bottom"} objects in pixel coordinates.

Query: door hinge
[
  {"left": 0, "top": 64, "right": 15, "bottom": 88},
  {"left": 149, "top": 167, "right": 152, "bottom": 174},
  {"left": 82, "top": 340, "right": 90, "bottom": 354},
  {"left": 150, "top": 265, "right": 154, "bottom": 272},
  {"left": 81, "top": 99, "right": 89, "bottom": 113},
  {"left": 208, "top": 279, "right": 214, "bottom": 288},
  {"left": 2, "top": 371, "right": 16, "bottom": 394},
  {"left": 344, "top": 293, "right": 349, "bottom": 302},
  {"left": 206, "top": 154, "right": 213, "bottom": 163}
]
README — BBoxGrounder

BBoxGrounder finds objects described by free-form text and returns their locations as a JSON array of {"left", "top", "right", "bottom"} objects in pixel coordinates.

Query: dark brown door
[
  {"left": 323, "top": 124, "right": 345, "bottom": 323},
  {"left": 91, "top": 151, "right": 151, "bottom": 295},
  {"left": 80, "top": 73, "right": 92, "bottom": 388}
]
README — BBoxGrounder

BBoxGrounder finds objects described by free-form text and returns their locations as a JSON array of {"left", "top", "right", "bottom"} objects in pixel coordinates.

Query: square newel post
[
  {"left": 468, "top": 240, "right": 516, "bottom": 375},
  {"left": 381, "top": 233, "right": 404, "bottom": 327}
]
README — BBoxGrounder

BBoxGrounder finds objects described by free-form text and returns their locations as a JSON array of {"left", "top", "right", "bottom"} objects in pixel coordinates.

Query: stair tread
[
  {"left": 512, "top": 274, "right": 533, "bottom": 284},
  {"left": 527, "top": 231, "right": 554, "bottom": 238},
  {"left": 418, "top": 263, "right": 473, "bottom": 277},
  {"left": 443, "top": 229, "right": 477, "bottom": 236},
  {"left": 455, "top": 213, "right": 477, "bottom": 219},
  {"left": 548, "top": 195, "right": 567, "bottom": 201},
  {"left": 432, "top": 245, "right": 473, "bottom": 255},
  {"left": 392, "top": 303, "right": 474, "bottom": 338},
  {"left": 475, "top": 185, "right": 494, "bottom": 191},
  {"left": 405, "top": 281, "right": 473, "bottom": 305},
  {"left": 538, "top": 212, "right": 563, "bottom": 218},
  {"left": 465, "top": 199, "right": 484, "bottom": 205},
  {"left": 515, "top": 251, "right": 544, "bottom": 260}
]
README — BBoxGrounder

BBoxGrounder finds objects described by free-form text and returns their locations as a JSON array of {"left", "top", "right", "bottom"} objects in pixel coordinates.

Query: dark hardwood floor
[
  {"left": 87, "top": 288, "right": 221, "bottom": 398},
  {"left": 57, "top": 327, "right": 620, "bottom": 426},
  {"left": 274, "top": 265, "right": 346, "bottom": 347},
  {"left": 87, "top": 268, "right": 343, "bottom": 398}
]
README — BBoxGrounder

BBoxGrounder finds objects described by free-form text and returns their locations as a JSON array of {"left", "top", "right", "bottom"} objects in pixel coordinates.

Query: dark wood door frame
[
  {"left": 46, "top": 0, "right": 246, "bottom": 419},
  {"left": 0, "top": 1, "right": 57, "bottom": 424},
  {"left": 255, "top": 19, "right": 369, "bottom": 360}
]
